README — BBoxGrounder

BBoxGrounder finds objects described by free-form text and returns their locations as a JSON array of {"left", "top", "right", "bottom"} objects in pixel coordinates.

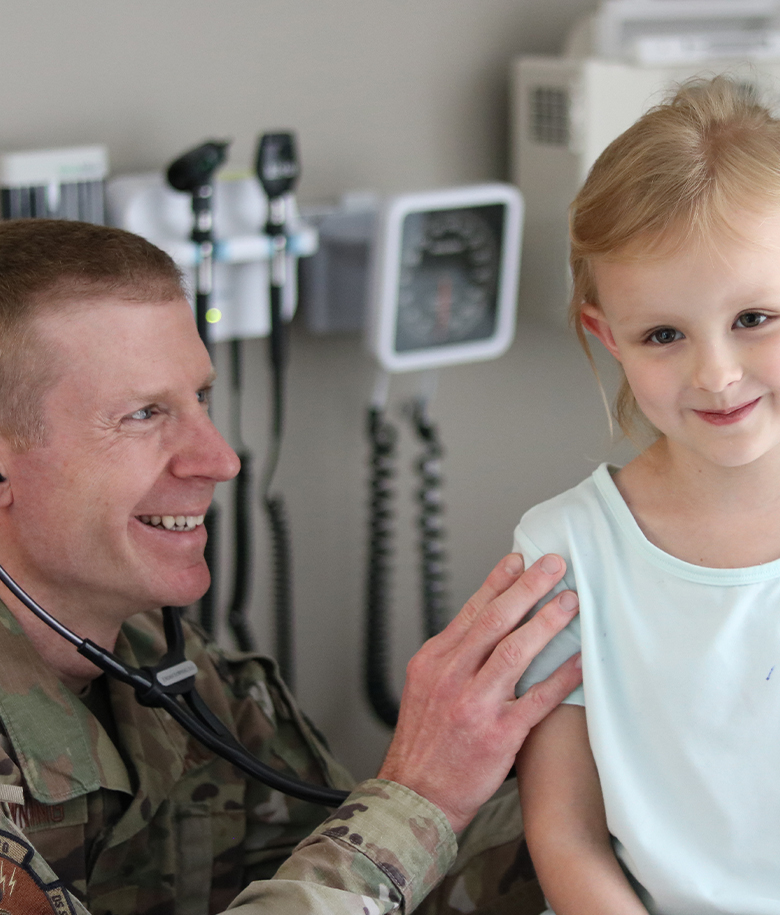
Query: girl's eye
[
  {"left": 648, "top": 327, "right": 682, "bottom": 345},
  {"left": 735, "top": 312, "right": 767, "bottom": 329}
]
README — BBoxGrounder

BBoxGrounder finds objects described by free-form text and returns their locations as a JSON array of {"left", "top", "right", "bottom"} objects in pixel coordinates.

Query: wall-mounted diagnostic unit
[
  {"left": 107, "top": 169, "right": 317, "bottom": 342},
  {"left": 366, "top": 183, "right": 523, "bottom": 373},
  {"left": 361, "top": 182, "right": 523, "bottom": 728},
  {"left": 0, "top": 145, "right": 108, "bottom": 224}
]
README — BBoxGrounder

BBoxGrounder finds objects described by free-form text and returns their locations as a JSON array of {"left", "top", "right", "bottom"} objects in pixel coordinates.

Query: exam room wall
[{"left": 0, "top": 0, "right": 632, "bottom": 778}]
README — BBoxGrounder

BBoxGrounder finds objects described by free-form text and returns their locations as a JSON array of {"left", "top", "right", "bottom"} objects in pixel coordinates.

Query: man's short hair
[{"left": 0, "top": 219, "right": 186, "bottom": 450}]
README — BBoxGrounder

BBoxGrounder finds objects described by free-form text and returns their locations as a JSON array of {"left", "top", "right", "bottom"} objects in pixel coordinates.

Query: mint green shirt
[{"left": 515, "top": 464, "right": 780, "bottom": 914}]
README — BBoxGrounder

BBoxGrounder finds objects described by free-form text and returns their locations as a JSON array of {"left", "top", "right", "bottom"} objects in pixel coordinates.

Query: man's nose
[{"left": 172, "top": 412, "right": 241, "bottom": 482}]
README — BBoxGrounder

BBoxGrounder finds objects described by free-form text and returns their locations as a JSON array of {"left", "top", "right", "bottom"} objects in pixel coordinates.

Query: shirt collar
[{"left": 0, "top": 602, "right": 190, "bottom": 807}]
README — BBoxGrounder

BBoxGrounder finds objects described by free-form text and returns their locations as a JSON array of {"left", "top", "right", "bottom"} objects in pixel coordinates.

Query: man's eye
[
  {"left": 198, "top": 388, "right": 212, "bottom": 406},
  {"left": 735, "top": 312, "right": 767, "bottom": 329},
  {"left": 129, "top": 407, "right": 155, "bottom": 421},
  {"left": 647, "top": 327, "right": 682, "bottom": 345}
]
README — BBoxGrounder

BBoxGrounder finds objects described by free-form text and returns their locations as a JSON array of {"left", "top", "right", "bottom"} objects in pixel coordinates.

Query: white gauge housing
[{"left": 367, "top": 183, "right": 523, "bottom": 373}]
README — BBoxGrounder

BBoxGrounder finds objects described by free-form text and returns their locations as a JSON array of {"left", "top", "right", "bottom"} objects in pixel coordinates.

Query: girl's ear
[{"left": 580, "top": 304, "right": 622, "bottom": 362}]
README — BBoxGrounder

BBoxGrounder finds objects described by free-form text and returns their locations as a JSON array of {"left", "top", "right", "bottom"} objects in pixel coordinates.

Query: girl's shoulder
[
  {"left": 514, "top": 464, "right": 621, "bottom": 561},
  {"left": 518, "top": 464, "right": 617, "bottom": 534}
]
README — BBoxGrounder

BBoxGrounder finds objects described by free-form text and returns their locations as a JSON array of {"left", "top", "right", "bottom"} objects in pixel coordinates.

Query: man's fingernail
[
  {"left": 575, "top": 653, "right": 582, "bottom": 669},
  {"left": 504, "top": 554, "right": 524, "bottom": 576},
  {"left": 540, "top": 555, "right": 561, "bottom": 575},
  {"left": 559, "top": 591, "right": 578, "bottom": 612}
]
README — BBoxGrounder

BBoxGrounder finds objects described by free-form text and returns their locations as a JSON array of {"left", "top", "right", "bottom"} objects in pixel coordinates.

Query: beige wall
[
  {"left": 0, "top": 0, "right": 635, "bottom": 777},
  {"left": 0, "top": 0, "right": 596, "bottom": 196}
]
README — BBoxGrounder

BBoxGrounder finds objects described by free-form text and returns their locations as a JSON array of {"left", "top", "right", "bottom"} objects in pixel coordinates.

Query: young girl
[{"left": 514, "top": 76, "right": 780, "bottom": 915}]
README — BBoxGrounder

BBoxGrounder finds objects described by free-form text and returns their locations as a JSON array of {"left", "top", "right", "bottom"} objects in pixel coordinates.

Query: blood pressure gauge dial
[{"left": 367, "top": 184, "right": 523, "bottom": 372}]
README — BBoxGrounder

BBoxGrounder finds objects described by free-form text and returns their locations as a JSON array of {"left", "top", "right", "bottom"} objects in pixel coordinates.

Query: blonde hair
[{"left": 570, "top": 75, "right": 780, "bottom": 436}]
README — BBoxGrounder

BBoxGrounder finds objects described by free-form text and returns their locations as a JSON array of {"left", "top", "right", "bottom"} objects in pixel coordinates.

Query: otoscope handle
[{"left": 165, "top": 139, "right": 230, "bottom": 351}]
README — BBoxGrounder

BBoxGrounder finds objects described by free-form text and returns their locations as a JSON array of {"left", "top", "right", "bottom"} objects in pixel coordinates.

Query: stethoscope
[{"left": 0, "top": 560, "right": 350, "bottom": 808}]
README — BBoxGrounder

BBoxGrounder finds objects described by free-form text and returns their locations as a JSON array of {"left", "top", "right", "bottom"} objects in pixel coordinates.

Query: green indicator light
[{"left": 205, "top": 308, "right": 222, "bottom": 324}]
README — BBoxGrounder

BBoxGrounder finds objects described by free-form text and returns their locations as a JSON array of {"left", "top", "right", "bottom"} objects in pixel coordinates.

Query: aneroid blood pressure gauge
[{"left": 367, "top": 183, "right": 523, "bottom": 372}]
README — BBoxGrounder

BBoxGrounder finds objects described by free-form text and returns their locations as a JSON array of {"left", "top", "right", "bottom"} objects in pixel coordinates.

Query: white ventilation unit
[{"left": 510, "top": 0, "right": 780, "bottom": 326}]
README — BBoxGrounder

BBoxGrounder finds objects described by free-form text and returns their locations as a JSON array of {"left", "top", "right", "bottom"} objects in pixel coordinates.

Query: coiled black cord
[
  {"left": 409, "top": 400, "right": 448, "bottom": 638},
  {"left": 265, "top": 491, "right": 293, "bottom": 684},
  {"left": 364, "top": 399, "right": 451, "bottom": 727},
  {"left": 226, "top": 340, "right": 256, "bottom": 653},
  {"left": 364, "top": 406, "right": 401, "bottom": 727},
  {"left": 261, "top": 281, "right": 294, "bottom": 689},
  {"left": 200, "top": 506, "right": 220, "bottom": 636},
  {"left": 227, "top": 449, "right": 254, "bottom": 652}
]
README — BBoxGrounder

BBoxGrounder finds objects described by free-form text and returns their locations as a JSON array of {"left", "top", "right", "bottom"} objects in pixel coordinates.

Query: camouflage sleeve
[{"left": 226, "top": 779, "right": 457, "bottom": 914}]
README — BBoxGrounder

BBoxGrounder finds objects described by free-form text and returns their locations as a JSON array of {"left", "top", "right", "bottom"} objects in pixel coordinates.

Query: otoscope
[
  {"left": 248, "top": 132, "right": 299, "bottom": 688},
  {"left": 0, "top": 559, "right": 350, "bottom": 807},
  {"left": 166, "top": 140, "right": 230, "bottom": 350},
  {"left": 166, "top": 140, "right": 229, "bottom": 637}
]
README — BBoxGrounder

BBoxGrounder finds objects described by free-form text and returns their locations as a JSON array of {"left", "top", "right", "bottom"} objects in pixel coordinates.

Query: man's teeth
[{"left": 139, "top": 514, "right": 205, "bottom": 532}]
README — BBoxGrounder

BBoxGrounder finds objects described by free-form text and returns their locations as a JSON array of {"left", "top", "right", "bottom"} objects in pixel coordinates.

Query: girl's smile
[
  {"left": 693, "top": 398, "right": 761, "bottom": 426},
  {"left": 581, "top": 207, "right": 780, "bottom": 474}
]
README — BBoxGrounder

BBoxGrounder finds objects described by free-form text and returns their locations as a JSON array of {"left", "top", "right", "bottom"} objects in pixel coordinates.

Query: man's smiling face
[{"left": 0, "top": 296, "right": 240, "bottom": 627}]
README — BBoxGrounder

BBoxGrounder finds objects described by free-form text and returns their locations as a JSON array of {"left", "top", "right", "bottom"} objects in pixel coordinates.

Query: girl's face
[{"left": 582, "top": 208, "right": 780, "bottom": 471}]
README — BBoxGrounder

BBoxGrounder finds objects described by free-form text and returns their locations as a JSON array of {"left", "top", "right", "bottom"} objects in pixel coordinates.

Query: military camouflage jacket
[{"left": 0, "top": 603, "right": 457, "bottom": 915}]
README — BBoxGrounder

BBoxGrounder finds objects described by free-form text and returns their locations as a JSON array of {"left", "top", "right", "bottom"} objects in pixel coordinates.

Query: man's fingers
[
  {"left": 453, "top": 554, "right": 569, "bottom": 668},
  {"left": 429, "top": 552, "right": 527, "bottom": 652},
  {"left": 510, "top": 651, "right": 582, "bottom": 733},
  {"left": 380, "top": 553, "right": 580, "bottom": 834},
  {"left": 403, "top": 552, "right": 571, "bottom": 711},
  {"left": 474, "top": 585, "right": 579, "bottom": 698}
]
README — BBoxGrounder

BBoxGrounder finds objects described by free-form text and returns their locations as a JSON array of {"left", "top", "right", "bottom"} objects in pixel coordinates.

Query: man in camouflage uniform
[{"left": 0, "top": 220, "right": 583, "bottom": 915}]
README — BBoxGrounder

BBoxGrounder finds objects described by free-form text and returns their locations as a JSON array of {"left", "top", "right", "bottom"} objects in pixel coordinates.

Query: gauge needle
[{"left": 436, "top": 274, "right": 453, "bottom": 337}]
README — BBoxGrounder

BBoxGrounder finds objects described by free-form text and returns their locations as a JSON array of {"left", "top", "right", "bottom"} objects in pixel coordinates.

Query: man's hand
[{"left": 378, "top": 552, "right": 581, "bottom": 833}]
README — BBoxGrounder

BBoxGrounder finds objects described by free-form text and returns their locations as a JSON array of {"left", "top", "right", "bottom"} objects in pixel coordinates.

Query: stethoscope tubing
[{"left": 0, "top": 561, "right": 349, "bottom": 808}]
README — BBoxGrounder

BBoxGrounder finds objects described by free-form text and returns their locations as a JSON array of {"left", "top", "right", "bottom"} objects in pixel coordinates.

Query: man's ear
[
  {"left": 580, "top": 304, "right": 621, "bottom": 362},
  {"left": 0, "top": 473, "right": 11, "bottom": 508},
  {"left": 0, "top": 442, "right": 13, "bottom": 507}
]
